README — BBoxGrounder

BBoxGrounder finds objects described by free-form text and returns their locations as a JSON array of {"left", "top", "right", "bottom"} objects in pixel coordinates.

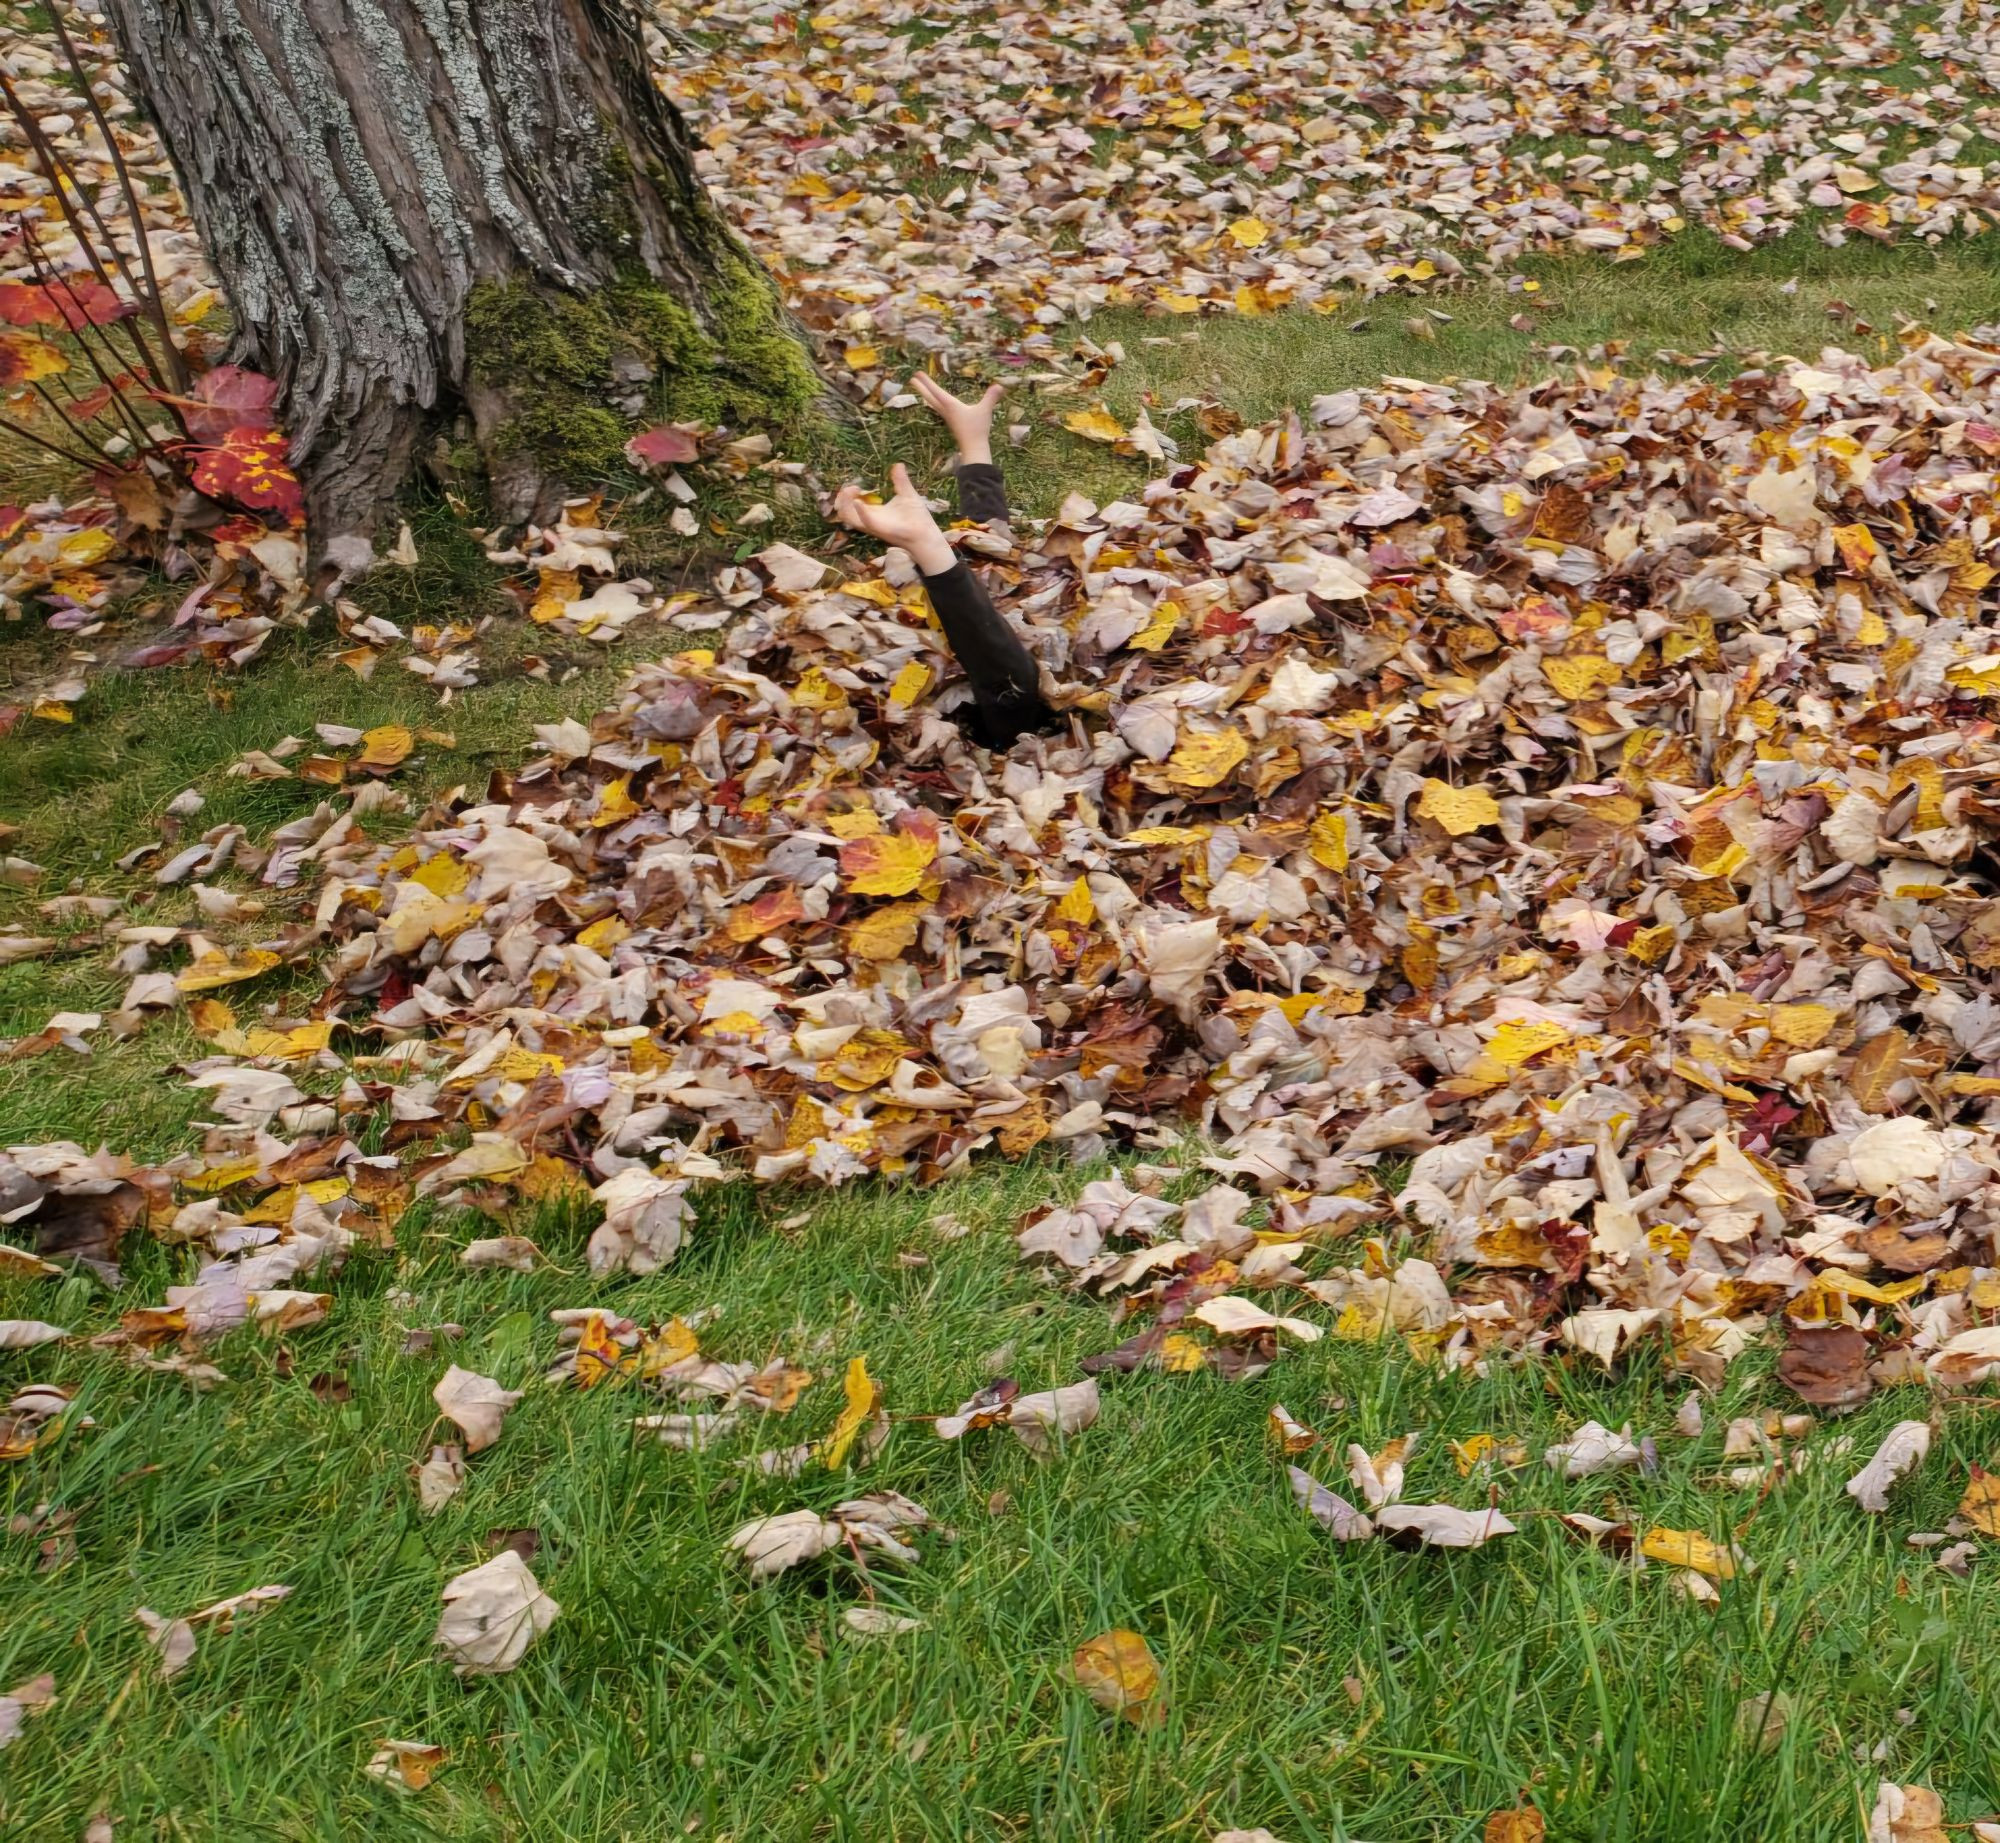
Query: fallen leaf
[
  {"left": 1071, "top": 1627, "right": 1162, "bottom": 1723},
  {"left": 1846, "top": 1420, "right": 1932, "bottom": 1512},
  {"left": 1416, "top": 779, "right": 1501, "bottom": 835},
  {"left": 364, "top": 1738, "right": 446, "bottom": 1792},
  {"left": 432, "top": 1365, "right": 521, "bottom": 1455},
  {"left": 433, "top": 1550, "right": 559, "bottom": 1675}
]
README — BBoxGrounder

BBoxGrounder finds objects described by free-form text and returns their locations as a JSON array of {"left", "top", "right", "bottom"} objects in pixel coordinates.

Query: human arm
[
  {"left": 834, "top": 464, "right": 1053, "bottom": 747},
  {"left": 910, "top": 373, "right": 1009, "bottom": 525}
]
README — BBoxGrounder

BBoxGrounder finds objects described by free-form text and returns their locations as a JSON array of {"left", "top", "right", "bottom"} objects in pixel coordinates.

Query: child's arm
[
  {"left": 911, "top": 373, "right": 1009, "bottom": 525},
  {"left": 834, "top": 464, "right": 1053, "bottom": 748}
]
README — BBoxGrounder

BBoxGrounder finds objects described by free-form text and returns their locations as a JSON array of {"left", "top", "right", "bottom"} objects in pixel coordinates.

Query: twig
[
  {"left": 0, "top": 65, "right": 177, "bottom": 404},
  {"left": 42, "top": 0, "right": 188, "bottom": 392},
  {"left": 0, "top": 409, "right": 111, "bottom": 472}
]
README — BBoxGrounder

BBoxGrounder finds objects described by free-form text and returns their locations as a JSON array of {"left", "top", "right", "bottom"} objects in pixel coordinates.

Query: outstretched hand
[
  {"left": 910, "top": 372, "right": 1001, "bottom": 465},
  {"left": 834, "top": 463, "right": 957, "bottom": 576}
]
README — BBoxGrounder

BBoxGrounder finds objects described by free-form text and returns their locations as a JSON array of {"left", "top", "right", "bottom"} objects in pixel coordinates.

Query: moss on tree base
[{"left": 464, "top": 252, "right": 819, "bottom": 480}]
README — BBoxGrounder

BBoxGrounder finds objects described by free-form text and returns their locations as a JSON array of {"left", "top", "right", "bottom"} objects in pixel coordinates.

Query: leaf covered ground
[{"left": 10, "top": 3, "right": 2000, "bottom": 1841}]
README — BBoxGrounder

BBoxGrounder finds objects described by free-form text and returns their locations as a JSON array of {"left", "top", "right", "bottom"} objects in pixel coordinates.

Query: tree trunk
[{"left": 100, "top": 0, "right": 818, "bottom": 551}]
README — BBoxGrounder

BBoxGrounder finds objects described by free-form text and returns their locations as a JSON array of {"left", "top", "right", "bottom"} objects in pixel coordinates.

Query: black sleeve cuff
[{"left": 953, "top": 460, "right": 1010, "bottom": 526}]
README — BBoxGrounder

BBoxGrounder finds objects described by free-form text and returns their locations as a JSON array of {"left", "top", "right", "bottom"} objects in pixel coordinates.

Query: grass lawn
[{"left": 3, "top": 234, "right": 2000, "bottom": 1840}]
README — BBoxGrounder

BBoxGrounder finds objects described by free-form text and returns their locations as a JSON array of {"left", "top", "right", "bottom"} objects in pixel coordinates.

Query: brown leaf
[
  {"left": 1858, "top": 1223, "right": 1952, "bottom": 1274},
  {"left": 1485, "top": 1808, "right": 1545, "bottom": 1843},
  {"left": 1847, "top": 1027, "right": 1912, "bottom": 1114},
  {"left": 1776, "top": 1322, "right": 1873, "bottom": 1408}
]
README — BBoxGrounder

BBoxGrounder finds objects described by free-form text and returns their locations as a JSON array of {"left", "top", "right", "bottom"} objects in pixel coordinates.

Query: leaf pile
[{"left": 109, "top": 330, "right": 1996, "bottom": 1390}]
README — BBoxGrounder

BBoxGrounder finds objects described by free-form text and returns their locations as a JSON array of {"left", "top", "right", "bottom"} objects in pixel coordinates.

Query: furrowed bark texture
[{"left": 102, "top": 0, "right": 806, "bottom": 540}]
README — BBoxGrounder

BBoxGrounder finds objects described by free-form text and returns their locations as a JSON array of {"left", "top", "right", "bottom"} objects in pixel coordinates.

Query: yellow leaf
[
  {"left": 1227, "top": 216, "right": 1270, "bottom": 248},
  {"left": 355, "top": 724, "right": 414, "bottom": 772},
  {"left": 1309, "top": 809, "right": 1350, "bottom": 871},
  {"left": 1833, "top": 522, "right": 1880, "bottom": 575},
  {"left": 821, "top": 1355, "right": 879, "bottom": 1468},
  {"left": 1071, "top": 1628, "right": 1162, "bottom": 1722},
  {"left": 574, "top": 1312, "right": 629, "bottom": 1389},
  {"left": 1062, "top": 405, "right": 1128, "bottom": 444},
  {"left": 1639, "top": 1527, "right": 1736, "bottom": 1579},
  {"left": 188, "top": 997, "right": 239, "bottom": 1038},
  {"left": 640, "top": 1317, "right": 700, "bottom": 1378},
  {"left": 29, "top": 699, "right": 73, "bottom": 724},
  {"left": 1127, "top": 599, "right": 1182, "bottom": 650},
  {"left": 1165, "top": 725, "right": 1249, "bottom": 790},
  {"left": 887, "top": 660, "right": 932, "bottom": 707},
  {"left": 847, "top": 901, "right": 924, "bottom": 962},
  {"left": 1415, "top": 779, "right": 1501, "bottom": 836},
  {"left": 1542, "top": 654, "right": 1620, "bottom": 700},
  {"left": 1958, "top": 1466, "right": 2000, "bottom": 1538},
  {"left": 1626, "top": 922, "right": 1677, "bottom": 964},
  {"left": 529, "top": 567, "right": 580, "bottom": 624},
  {"left": 1055, "top": 876, "right": 1096, "bottom": 926},
  {"left": 843, "top": 345, "right": 880, "bottom": 370},
  {"left": 792, "top": 667, "right": 852, "bottom": 712},
  {"left": 176, "top": 947, "right": 281, "bottom": 993},
  {"left": 1159, "top": 1332, "right": 1207, "bottom": 1372},
  {"left": 839, "top": 828, "right": 938, "bottom": 897},
  {"left": 0, "top": 334, "right": 67, "bottom": 382},
  {"left": 1818, "top": 1269, "right": 1927, "bottom": 1307},
  {"left": 576, "top": 914, "right": 630, "bottom": 954},
  {"left": 591, "top": 775, "right": 640, "bottom": 828},
  {"left": 1484, "top": 1020, "right": 1573, "bottom": 1067},
  {"left": 1485, "top": 1808, "right": 1545, "bottom": 1843},
  {"left": 1159, "top": 293, "right": 1204, "bottom": 314},
  {"left": 1769, "top": 1003, "right": 1835, "bottom": 1049},
  {"left": 818, "top": 1027, "right": 907, "bottom": 1092},
  {"left": 408, "top": 854, "right": 470, "bottom": 898},
  {"left": 1122, "top": 825, "right": 1210, "bottom": 846},
  {"left": 237, "top": 1021, "right": 332, "bottom": 1061}
]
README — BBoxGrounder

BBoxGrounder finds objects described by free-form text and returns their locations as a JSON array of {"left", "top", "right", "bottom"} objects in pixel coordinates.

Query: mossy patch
[{"left": 465, "top": 251, "right": 820, "bottom": 481}]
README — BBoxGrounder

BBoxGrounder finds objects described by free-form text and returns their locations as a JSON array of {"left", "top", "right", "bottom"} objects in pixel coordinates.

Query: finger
[
  {"left": 978, "top": 383, "right": 1003, "bottom": 411},
  {"left": 888, "top": 461, "right": 916, "bottom": 499},
  {"left": 832, "top": 483, "right": 867, "bottom": 529},
  {"left": 910, "top": 374, "right": 946, "bottom": 411}
]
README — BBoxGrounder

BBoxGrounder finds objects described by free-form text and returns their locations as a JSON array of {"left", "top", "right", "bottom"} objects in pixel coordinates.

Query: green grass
[
  {"left": 3, "top": 235, "right": 2000, "bottom": 1839},
  {"left": 0, "top": 1162, "right": 1994, "bottom": 1839}
]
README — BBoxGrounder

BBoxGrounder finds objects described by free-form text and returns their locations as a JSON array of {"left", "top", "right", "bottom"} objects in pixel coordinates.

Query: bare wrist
[
  {"left": 907, "top": 529, "right": 958, "bottom": 575},
  {"left": 956, "top": 441, "right": 994, "bottom": 467}
]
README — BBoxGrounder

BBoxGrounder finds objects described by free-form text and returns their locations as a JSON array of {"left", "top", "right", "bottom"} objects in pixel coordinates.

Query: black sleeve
[
  {"left": 953, "top": 460, "right": 1009, "bottom": 526},
  {"left": 919, "top": 559, "right": 1055, "bottom": 748}
]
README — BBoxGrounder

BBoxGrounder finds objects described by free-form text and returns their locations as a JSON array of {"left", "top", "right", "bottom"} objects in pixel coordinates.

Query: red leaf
[
  {"left": 39, "top": 279, "right": 132, "bottom": 331},
  {"left": 0, "top": 283, "right": 62, "bottom": 328},
  {"left": 181, "top": 364, "right": 280, "bottom": 440},
  {"left": 189, "top": 426, "right": 305, "bottom": 523},
  {"left": 624, "top": 424, "right": 700, "bottom": 468}
]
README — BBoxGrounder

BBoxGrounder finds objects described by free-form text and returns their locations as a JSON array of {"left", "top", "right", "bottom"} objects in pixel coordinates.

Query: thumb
[
  {"left": 889, "top": 461, "right": 916, "bottom": 498},
  {"left": 979, "top": 383, "right": 1003, "bottom": 411}
]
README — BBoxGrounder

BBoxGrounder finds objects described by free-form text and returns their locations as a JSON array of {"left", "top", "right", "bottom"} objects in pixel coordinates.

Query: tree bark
[{"left": 100, "top": 0, "right": 818, "bottom": 550}]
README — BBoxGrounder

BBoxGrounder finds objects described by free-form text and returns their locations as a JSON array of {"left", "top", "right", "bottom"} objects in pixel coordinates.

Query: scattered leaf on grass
[
  {"left": 432, "top": 1365, "right": 521, "bottom": 1455},
  {"left": 1288, "top": 1465, "right": 1374, "bottom": 1540},
  {"left": 1485, "top": 1808, "right": 1544, "bottom": 1843},
  {"left": 1071, "top": 1628, "right": 1162, "bottom": 1724},
  {"left": 434, "top": 1550, "right": 559, "bottom": 1675},
  {"left": 0, "top": 1673, "right": 55, "bottom": 1748},
  {"left": 365, "top": 1738, "right": 445, "bottom": 1792},
  {"left": 1847, "top": 1421, "right": 1933, "bottom": 1512}
]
